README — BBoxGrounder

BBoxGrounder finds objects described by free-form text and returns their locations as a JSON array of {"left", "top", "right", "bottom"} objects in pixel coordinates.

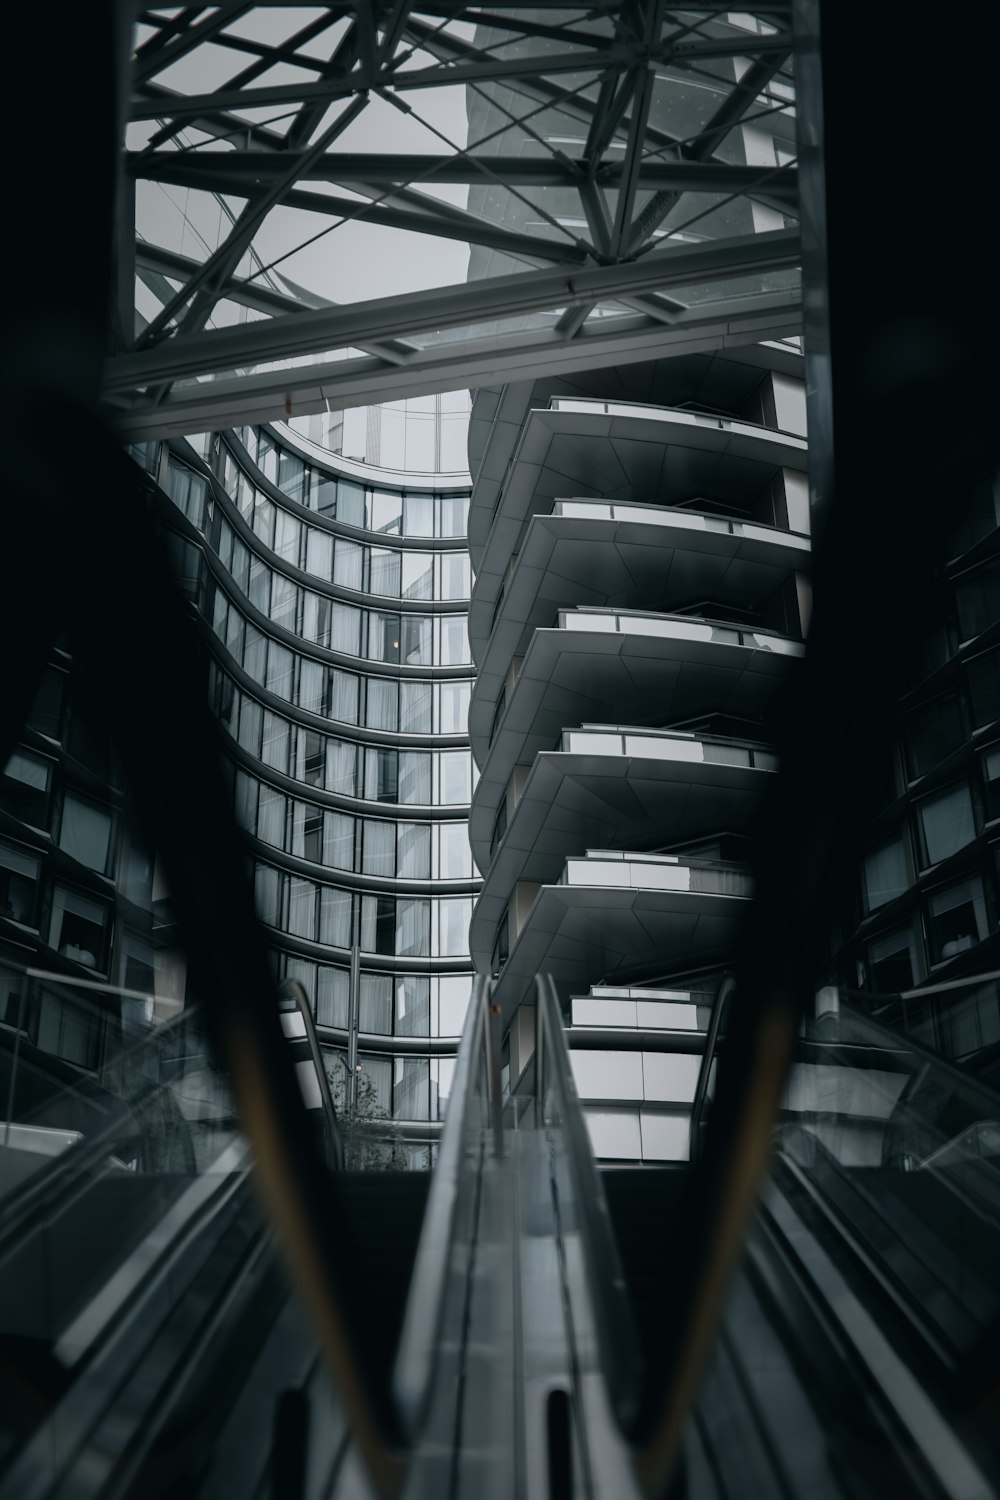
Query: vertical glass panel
[
  {"left": 59, "top": 795, "right": 112, "bottom": 873},
  {"left": 439, "top": 552, "right": 471, "bottom": 601},
  {"left": 258, "top": 431, "right": 277, "bottom": 483},
  {"left": 438, "top": 823, "right": 472, "bottom": 879},
  {"left": 0, "top": 842, "right": 41, "bottom": 925},
  {"left": 359, "top": 973, "right": 392, "bottom": 1034},
  {"left": 399, "top": 752, "right": 431, "bottom": 805},
  {"left": 439, "top": 751, "right": 472, "bottom": 805},
  {"left": 394, "top": 1057, "right": 429, "bottom": 1121},
  {"left": 274, "top": 509, "right": 301, "bottom": 567},
  {"left": 258, "top": 786, "right": 286, "bottom": 847},
  {"left": 918, "top": 783, "right": 976, "bottom": 866},
  {"left": 370, "top": 491, "right": 403, "bottom": 536},
  {"left": 402, "top": 553, "right": 433, "bottom": 600},
  {"left": 359, "top": 1054, "right": 392, "bottom": 1115},
  {"left": 333, "top": 539, "right": 364, "bottom": 591},
  {"left": 361, "top": 895, "right": 396, "bottom": 955},
  {"left": 401, "top": 616, "right": 432, "bottom": 666},
  {"left": 244, "top": 623, "right": 266, "bottom": 683},
  {"left": 435, "top": 1056, "right": 456, "bottom": 1120},
  {"left": 324, "top": 811, "right": 355, "bottom": 871},
  {"left": 928, "top": 878, "right": 988, "bottom": 962},
  {"left": 330, "top": 603, "right": 361, "bottom": 656},
  {"left": 1, "top": 750, "right": 51, "bottom": 828},
  {"left": 299, "top": 658, "right": 326, "bottom": 715},
  {"left": 292, "top": 803, "right": 323, "bottom": 863},
  {"left": 248, "top": 558, "right": 269, "bottom": 613},
  {"left": 365, "top": 748, "right": 399, "bottom": 804},
  {"left": 400, "top": 680, "right": 432, "bottom": 734},
  {"left": 370, "top": 548, "right": 401, "bottom": 597},
  {"left": 313, "top": 469, "right": 336, "bottom": 517},
  {"left": 252, "top": 492, "right": 275, "bottom": 547},
  {"left": 438, "top": 615, "right": 470, "bottom": 665},
  {"left": 49, "top": 887, "right": 108, "bottom": 969},
  {"left": 369, "top": 613, "right": 401, "bottom": 664},
  {"left": 404, "top": 493, "right": 433, "bottom": 537},
  {"left": 319, "top": 887, "right": 353, "bottom": 947},
  {"left": 366, "top": 678, "right": 398, "bottom": 731},
  {"left": 395, "top": 975, "right": 430, "bottom": 1037},
  {"left": 397, "top": 823, "right": 430, "bottom": 879},
  {"left": 327, "top": 670, "right": 359, "bottom": 724},
  {"left": 278, "top": 449, "right": 307, "bottom": 506},
  {"left": 863, "top": 837, "right": 908, "bottom": 912},
  {"left": 234, "top": 772, "right": 256, "bottom": 831},
  {"left": 270, "top": 573, "right": 298, "bottom": 631},
  {"left": 262, "top": 711, "right": 289, "bottom": 771},
  {"left": 396, "top": 898, "right": 430, "bottom": 957},
  {"left": 305, "top": 527, "right": 333, "bottom": 580},
  {"left": 362, "top": 820, "right": 395, "bottom": 876},
  {"left": 438, "top": 681, "right": 470, "bottom": 734},
  {"left": 438, "top": 494, "right": 469, "bottom": 538},
  {"left": 255, "top": 864, "right": 281, "bottom": 926},
  {"left": 231, "top": 538, "right": 250, "bottom": 595},
  {"left": 437, "top": 897, "right": 472, "bottom": 957},
  {"left": 336, "top": 480, "right": 365, "bottom": 529},
  {"left": 317, "top": 966, "right": 349, "bottom": 1028},
  {"left": 326, "top": 738, "right": 357, "bottom": 796},
  {"left": 238, "top": 696, "right": 262, "bottom": 755},
  {"left": 266, "top": 642, "right": 294, "bottom": 701},
  {"left": 438, "top": 975, "right": 469, "bottom": 1036},
  {"left": 225, "top": 604, "right": 244, "bottom": 660},
  {"left": 284, "top": 956, "right": 315, "bottom": 1002},
  {"left": 302, "top": 592, "right": 331, "bottom": 648}
]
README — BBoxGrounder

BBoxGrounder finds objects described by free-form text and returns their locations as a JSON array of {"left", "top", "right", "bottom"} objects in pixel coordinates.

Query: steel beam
[
  {"left": 105, "top": 228, "right": 799, "bottom": 390},
  {"left": 106, "top": 290, "right": 801, "bottom": 440}
]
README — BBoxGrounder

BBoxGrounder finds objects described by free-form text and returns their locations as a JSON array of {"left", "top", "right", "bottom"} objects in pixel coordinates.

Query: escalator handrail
[
  {"left": 536, "top": 973, "right": 644, "bottom": 1431},
  {"left": 392, "top": 973, "right": 493, "bottom": 1437},
  {"left": 276, "top": 978, "right": 345, "bottom": 1173},
  {"left": 688, "top": 971, "right": 736, "bottom": 1163}
]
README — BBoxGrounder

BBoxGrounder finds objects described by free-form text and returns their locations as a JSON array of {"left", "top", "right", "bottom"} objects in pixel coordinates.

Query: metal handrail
[
  {"left": 535, "top": 973, "right": 644, "bottom": 1431},
  {"left": 392, "top": 974, "right": 497, "bottom": 1436},
  {"left": 276, "top": 978, "right": 345, "bottom": 1173},
  {"left": 688, "top": 972, "right": 736, "bottom": 1163}
]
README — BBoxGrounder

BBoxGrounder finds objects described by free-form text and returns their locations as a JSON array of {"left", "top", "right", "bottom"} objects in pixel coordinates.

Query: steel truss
[{"left": 113, "top": 2, "right": 799, "bottom": 439}]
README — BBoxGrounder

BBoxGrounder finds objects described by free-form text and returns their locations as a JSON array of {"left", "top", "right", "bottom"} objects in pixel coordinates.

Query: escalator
[{"left": 2, "top": 966, "right": 999, "bottom": 1499}]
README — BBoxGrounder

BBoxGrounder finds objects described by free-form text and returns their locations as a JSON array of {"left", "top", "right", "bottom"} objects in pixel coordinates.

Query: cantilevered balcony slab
[
  {"left": 490, "top": 851, "right": 753, "bottom": 1024},
  {"left": 470, "top": 610, "right": 802, "bottom": 852},
  {"left": 468, "top": 397, "right": 807, "bottom": 594},
  {"left": 468, "top": 726, "right": 775, "bottom": 964},
  {"left": 469, "top": 500, "right": 810, "bottom": 701},
  {"left": 467, "top": 344, "right": 805, "bottom": 527}
]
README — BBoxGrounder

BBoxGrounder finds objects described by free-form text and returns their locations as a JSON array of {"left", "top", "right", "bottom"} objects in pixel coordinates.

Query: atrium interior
[{"left": 1, "top": 4, "right": 999, "bottom": 1498}]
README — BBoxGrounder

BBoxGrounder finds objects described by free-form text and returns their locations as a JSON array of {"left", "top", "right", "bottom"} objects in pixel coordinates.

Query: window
[
  {"left": 327, "top": 669, "right": 359, "bottom": 725},
  {"left": 288, "top": 877, "right": 317, "bottom": 939},
  {"left": 918, "top": 783, "right": 977, "bottom": 866},
  {"left": 317, "top": 966, "right": 349, "bottom": 1028},
  {"left": 361, "top": 894, "right": 396, "bottom": 955},
  {"left": 362, "top": 819, "right": 395, "bottom": 876},
  {"left": 358, "top": 1054, "right": 392, "bottom": 1115},
  {"left": 401, "top": 615, "right": 432, "bottom": 666},
  {"left": 266, "top": 642, "right": 294, "bottom": 701},
  {"left": 438, "top": 681, "right": 470, "bottom": 734},
  {"left": 324, "top": 812, "right": 354, "bottom": 871},
  {"left": 395, "top": 975, "right": 430, "bottom": 1037},
  {"left": 274, "top": 508, "right": 301, "bottom": 566},
  {"left": 244, "top": 624, "right": 266, "bottom": 683},
  {"left": 438, "top": 975, "right": 469, "bottom": 1036},
  {"left": 399, "top": 752, "right": 431, "bottom": 805},
  {"left": 366, "top": 678, "right": 398, "bottom": 731},
  {"left": 252, "top": 492, "right": 275, "bottom": 547},
  {"left": 330, "top": 603, "right": 361, "bottom": 656},
  {"left": 337, "top": 480, "right": 366, "bottom": 530},
  {"left": 437, "top": 897, "right": 471, "bottom": 957},
  {"left": 491, "top": 911, "right": 509, "bottom": 976},
  {"left": 235, "top": 772, "right": 256, "bottom": 832},
  {"left": 394, "top": 1057, "right": 429, "bottom": 1121},
  {"left": 440, "top": 751, "right": 472, "bottom": 805},
  {"left": 438, "top": 615, "right": 470, "bottom": 665},
  {"left": 370, "top": 491, "right": 403, "bottom": 536},
  {"left": 248, "top": 558, "right": 269, "bottom": 613},
  {"left": 299, "top": 658, "right": 326, "bottom": 714},
  {"left": 400, "top": 680, "right": 432, "bottom": 734},
  {"left": 862, "top": 836, "right": 908, "bottom": 912},
  {"left": 866, "top": 925, "right": 917, "bottom": 992},
  {"left": 438, "top": 494, "right": 469, "bottom": 538},
  {"left": 262, "top": 711, "right": 289, "bottom": 772},
  {"left": 397, "top": 824, "right": 430, "bottom": 879},
  {"left": 238, "top": 696, "right": 262, "bottom": 755},
  {"left": 320, "top": 887, "right": 353, "bottom": 947},
  {"left": 270, "top": 574, "right": 297, "bottom": 631},
  {"left": 439, "top": 551, "right": 471, "bottom": 600},
  {"left": 255, "top": 864, "right": 281, "bottom": 926},
  {"left": 396, "top": 898, "right": 430, "bottom": 957},
  {"left": 402, "top": 553, "right": 433, "bottom": 600},
  {"left": 359, "top": 973, "right": 392, "bottom": 1034},
  {"left": 333, "top": 539, "right": 364, "bottom": 591},
  {"left": 278, "top": 449, "right": 307, "bottom": 506},
  {"left": 370, "top": 548, "right": 401, "bottom": 597},
  {"left": 292, "top": 803, "right": 323, "bottom": 863},
  {"left": 302, "top": 593, "right": 331, "bottom": 648},
  {"left": 326, "top": 739, "right": 357, "bottom": 796},
  {"left": 258, "top": 787, "right": 285, "bottom": 847},
  {"left": 438, "top": 823, "right": 472, "bottom": 879},
  {"left": 365, "top": 748, "right": 398, "bottom": 804},
  {"left": 404, "top": 493, "right": 433, "bottom": 537},
  {"left": 165, "top": 461, "right": 207, "bottom": 528},
  {"left": 49, "top": 887, "right": 109, "bottom": 970},
  {"left": 59, "top": 794, "right": 112, "bottom": 874},
  {"left": 297, "top": 728, "right": 325, "bottom": 787},
  {"left": 369, "top": 612, "right": 401, "bottom": 664},
  {"left": 1, "top": 750, "right": 51, "bottom": 828},
  {"left": 305, "top": 527, "right": 333, "bottom": 580},
  {"left": 490, "top": 799, "right": 508, "bottom": 861},
  {"left": 928, "top": 878, "right": 989, "bottom": 963},
  {"left": 0, "top": 842, "right": 40, "bottom": 926}
]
